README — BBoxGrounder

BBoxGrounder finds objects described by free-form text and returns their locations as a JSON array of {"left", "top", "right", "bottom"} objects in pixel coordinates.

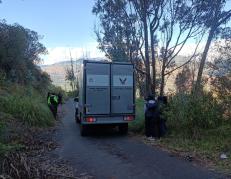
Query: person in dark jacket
[{"left": 145, "top": 96, "right": 160, "bottom": 139}]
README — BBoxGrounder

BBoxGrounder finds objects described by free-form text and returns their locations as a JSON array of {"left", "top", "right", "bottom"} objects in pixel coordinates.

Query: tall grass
[
  {"left": 0, "top": 109, "right": 23, "bottom": 156},
  {"left": 129, "top": 99, "right": 145, "bottom": 133},
  {"left": 0, "top": 85, "right": 54, "bottom": 127}
]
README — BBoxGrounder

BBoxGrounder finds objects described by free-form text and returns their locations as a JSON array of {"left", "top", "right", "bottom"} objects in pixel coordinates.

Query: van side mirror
[{"left": 74, "top": 97, "right": 79, "bottom": 102}]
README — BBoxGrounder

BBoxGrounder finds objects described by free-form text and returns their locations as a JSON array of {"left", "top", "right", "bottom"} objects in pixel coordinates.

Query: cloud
[
  {"left": 41, "top": 39, "right": 226, "bottom": 65},
  {"left": 41, "top": 42, "right": 105, "bottom": 65}
]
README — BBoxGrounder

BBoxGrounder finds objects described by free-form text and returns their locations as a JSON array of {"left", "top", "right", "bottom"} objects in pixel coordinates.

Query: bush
[
  {"left": 0, "top": 21, "right": 47, "bottom": 85},
  {"left": 129, "top": 99, "right": 145, "bottom": 133},
  {"left": 0, "top": 120, "right": 4, "bottom": 144},
  {"left": 164, "top": 92, "right": 223, "bottom": 138},
  {"left": 66, "top": 90, "right": 78, "bottom": 98},
  {"left": 0, "top": 85, "right": 54, "bottom": 127}
]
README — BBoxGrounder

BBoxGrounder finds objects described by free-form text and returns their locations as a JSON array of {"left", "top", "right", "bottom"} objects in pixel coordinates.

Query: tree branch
[
  {"left": 164, "top": 32, "right": 204, "bottom": 76},
  {"left": 217, "top": 10, "right": 231, "bottom": 27}
]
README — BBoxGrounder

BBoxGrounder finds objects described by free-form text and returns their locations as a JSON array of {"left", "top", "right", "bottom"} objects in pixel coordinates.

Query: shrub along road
[{"left": 54, "top": 99, "right": 223, "bottom": 179}]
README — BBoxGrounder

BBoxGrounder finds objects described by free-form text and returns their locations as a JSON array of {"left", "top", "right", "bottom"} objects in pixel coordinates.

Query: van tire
[
  {"left": 80, "top": 124, "right": 88, "bottom": 136},
  {"left": 119, "top": 123, "right": 128, "bottom": 135}
]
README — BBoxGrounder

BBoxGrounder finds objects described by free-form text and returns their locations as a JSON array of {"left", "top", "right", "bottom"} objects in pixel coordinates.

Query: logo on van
[{"left": 119, "top": 78, "right": 127, "bottom": 85}]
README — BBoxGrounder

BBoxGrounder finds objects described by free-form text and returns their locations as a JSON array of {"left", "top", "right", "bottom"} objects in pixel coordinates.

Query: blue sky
[
  {"left": 0, "top": 0, "right": 230, "bottom": 64},
  {"left": 0, "top": 0, "right": 104, "bottom": 64}
]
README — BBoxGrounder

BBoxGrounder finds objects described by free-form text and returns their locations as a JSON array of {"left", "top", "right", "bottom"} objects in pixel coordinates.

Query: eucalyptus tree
[
  {"left": 93, "top": 0, "right": 149, "bottom": 96},
  {"left": 93, "top": 0, "right": 138, "bottom": 62},
  {"left": 158, "top": 0, "right": 204, "bottom": 96},
  {"left": 93, "top": 0, "right": 165, "bottom": 97},
  {"left": 194, "top": 0, "right": 231, "bottom": 93},
  {"left": 148, "top": 0, "right": 165, "bottom": 96}
]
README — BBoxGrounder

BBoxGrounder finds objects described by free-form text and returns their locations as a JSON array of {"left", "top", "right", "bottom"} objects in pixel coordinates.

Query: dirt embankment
[{"left": 0, "top": 113, "right": 92, "bottom": 179}]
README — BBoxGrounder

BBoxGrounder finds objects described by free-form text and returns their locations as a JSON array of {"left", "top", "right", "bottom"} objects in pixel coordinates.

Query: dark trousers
[
  {"left": 49, "top": 104, "right": 58, "bottom": 119},
  {"left": 145, "top": 117, "right": 160, "bottom": 138}
]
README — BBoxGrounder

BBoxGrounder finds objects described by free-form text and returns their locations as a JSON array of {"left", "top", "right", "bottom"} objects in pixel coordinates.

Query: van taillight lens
[
  {"left": 86, "top": 117, "right": 96, "bottom": 122},
  {"left": 124, "top": 116, "right": 134, "bottom": 121}
]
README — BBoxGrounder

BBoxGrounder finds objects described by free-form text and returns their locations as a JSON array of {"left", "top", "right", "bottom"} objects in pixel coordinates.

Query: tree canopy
[
  {"left": 0, "top": 21, "right": 50, "bottom": 90},
  {"left": 93, "top": 0, "right": 231, "bottom": 97}
]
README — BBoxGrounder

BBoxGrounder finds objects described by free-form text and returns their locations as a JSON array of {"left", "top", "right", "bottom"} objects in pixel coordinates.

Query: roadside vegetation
[
  {"left": 94, "top": 0, "right": 231, "bottom": 173},
  {"left": 129, "top": 99, "right": 145, "bottom": 133},
  {"left": 130, "top": 93, "right": 231, "bottom": 172},
  {"left": 0, "top": 85, "right": 54, "bottom": 127},
  {"left": 0, "top": 20, "right": 65, "bottom": 178},
  {"left": 66, "top": 89, "right": 79, "bottom": 98},
  {"left": 129, "top": 39, "right": 231, "bottom": 172}
]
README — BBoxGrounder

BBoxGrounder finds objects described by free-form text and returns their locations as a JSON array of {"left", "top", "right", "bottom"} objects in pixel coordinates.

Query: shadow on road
[{"left": 81, "top": 125, "right": 126, "bottom": 139}]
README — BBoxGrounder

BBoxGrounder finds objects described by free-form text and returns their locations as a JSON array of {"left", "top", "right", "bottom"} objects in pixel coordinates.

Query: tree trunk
[
  {"left": 160, "top": 59, "right": 166, "bottom": 96},
  {"left": 150, "top": 30, "right": 156, "bottom": 97},
  {"left": 194, "top": 27, "right": 215, "bottom": 94},
  {"left": 143, "top": 1, "right": 151, "bottom": 98}
]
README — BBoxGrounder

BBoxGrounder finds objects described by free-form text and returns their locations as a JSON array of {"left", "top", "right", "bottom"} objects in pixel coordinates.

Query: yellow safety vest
[{"left": 48, "top": 95, "right": 58, "bottom": 105}]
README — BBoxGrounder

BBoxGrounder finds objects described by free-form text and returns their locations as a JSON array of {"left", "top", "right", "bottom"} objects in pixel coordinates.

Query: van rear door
[
  {"left": 85, "top": 62, "right": 110, "bottom": 115},
  {"left": 111, "top": 64, "right": 134, "bottom": 114}
]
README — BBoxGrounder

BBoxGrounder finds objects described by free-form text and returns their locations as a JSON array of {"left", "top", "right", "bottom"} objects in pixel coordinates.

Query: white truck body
[{"left": 77, "top": 60, "right": 135, "bottom": 135}]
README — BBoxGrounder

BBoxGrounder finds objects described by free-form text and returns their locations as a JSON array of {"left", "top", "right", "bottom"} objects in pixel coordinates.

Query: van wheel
[
  {"left": 80, "top": 124, "right": 88, "bottom": 136},
  {"left": 119, "top": 123, "right": 128, "bottom": 135}
]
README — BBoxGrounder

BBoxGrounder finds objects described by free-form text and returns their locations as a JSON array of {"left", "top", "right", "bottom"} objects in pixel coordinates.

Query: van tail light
[
  {"left": 124, "top": 116, "right": 134, "bottom": 121},
  {"left": 86, "top": 117, "right": 96, "bottom": 123}
]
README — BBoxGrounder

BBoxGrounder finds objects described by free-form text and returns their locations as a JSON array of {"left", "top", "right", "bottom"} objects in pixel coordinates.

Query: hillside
[
  {"left": 40, "top": 58, "right": 106, "bottom": 91},
  {"left": 41, "top": 61, "right": 80, "bottom": 90},
  {"left": 41, "top": 56, "right": 190, "bottom": 92}
]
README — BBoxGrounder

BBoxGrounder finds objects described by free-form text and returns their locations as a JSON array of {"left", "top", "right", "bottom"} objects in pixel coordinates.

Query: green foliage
[
  {"left": 211, "top": 74, "right": 231, "bottom": 120},
  {"left": 0, "top": 21, "right": 48, "bottom": 86},
  {"left": 0, "top": 70, "right": 6, "bottom": 85},
  {"left": 159, "top": 123, "right": 231, "bottom": 172},
  {"left": 129, "top": 99, "right": 145, "bottom": 133},
  {"left": 164, "top": 92, "right": 223, "bottom": 138},
  {"left": 93, "top": 0, "right": 139, "bottom": 62},
  {"left": 0, "top": 85, "right": 54, "bottom": 127},
  {"left": 133, "top": 96, "right": 231, "bottom": 171},
  {"left": 0, "top": 113, "right": 22, "bottom": 157},
  {"left": 208, "top": 40, "right": 231, "bottom": 119},
  {"left": 0, "top": 143, "right": 22, "bottom": 156},
  {"left": 66, "top": 90, "right": 78, "bottom": 98},
  {"left": 0, "top": 120, "right": 4, "bottom": 140},
  {"left": 32, "top": 71, "right": 52, "bottom": 95}
]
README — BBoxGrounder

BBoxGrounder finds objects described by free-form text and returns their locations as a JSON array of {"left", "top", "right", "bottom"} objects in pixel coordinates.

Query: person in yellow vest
[{"left": 47, "top": 92, "right": 59, "bottom": 119}]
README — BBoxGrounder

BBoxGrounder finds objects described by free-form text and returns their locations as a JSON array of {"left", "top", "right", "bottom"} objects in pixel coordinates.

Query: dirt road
[{"left": 54, "top": 99, "right": 222, "bottom": 179}]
